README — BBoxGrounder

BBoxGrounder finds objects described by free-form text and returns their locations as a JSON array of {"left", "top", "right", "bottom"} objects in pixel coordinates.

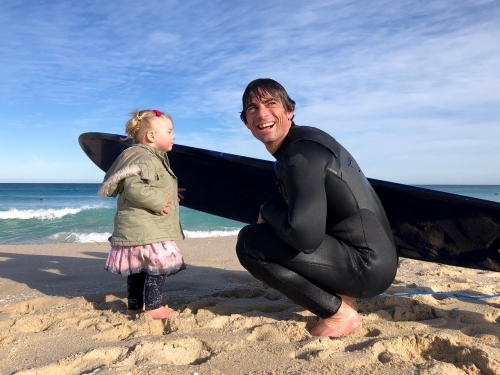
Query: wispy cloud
[{"left": 0, "top": 0, "right": 499, "bottom": 183}]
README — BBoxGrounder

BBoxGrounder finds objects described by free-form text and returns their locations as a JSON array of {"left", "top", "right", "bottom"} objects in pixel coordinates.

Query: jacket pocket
[
  {"left": 152, "top": 214, "right": 173, "bottom": 229},
  {"left": 114, "top": 210, "right": 143, "bottom": 243}
]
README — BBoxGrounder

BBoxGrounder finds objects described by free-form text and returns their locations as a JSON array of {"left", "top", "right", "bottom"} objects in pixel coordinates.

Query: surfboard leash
[{"left": 381, "top": 291, "right": 500, "bottom": 301}]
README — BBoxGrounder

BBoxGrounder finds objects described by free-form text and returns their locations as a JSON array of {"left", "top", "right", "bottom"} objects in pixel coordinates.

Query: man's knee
[
  {"left": 236, "top": 224, "right": 272, "bottom": 270},
  {"left": 236, "top": 224, "right": 253, "bottom": 267}
]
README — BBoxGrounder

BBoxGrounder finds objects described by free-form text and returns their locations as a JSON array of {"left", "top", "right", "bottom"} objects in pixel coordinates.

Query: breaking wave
[
  {"left": 0, "top": 205, "right": 106, "bottom": 220},
  {"left": 47, "top": 229, "right": 241, "bottom": 243}
]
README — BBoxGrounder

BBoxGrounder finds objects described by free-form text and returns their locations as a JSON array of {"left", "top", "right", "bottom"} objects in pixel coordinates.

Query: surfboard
[{"left": 79, "top": 132, "right": 500, "bottom": 272}]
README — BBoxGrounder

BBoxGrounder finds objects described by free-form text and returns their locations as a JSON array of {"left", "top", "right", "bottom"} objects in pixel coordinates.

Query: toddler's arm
[{"left": 123, "top": 174, "right": 172, "bottom": 214}]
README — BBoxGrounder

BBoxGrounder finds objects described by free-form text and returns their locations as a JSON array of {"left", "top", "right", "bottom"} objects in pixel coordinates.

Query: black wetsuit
[{"left": 236, "top": 125, "right": 398, "bottom": 318}]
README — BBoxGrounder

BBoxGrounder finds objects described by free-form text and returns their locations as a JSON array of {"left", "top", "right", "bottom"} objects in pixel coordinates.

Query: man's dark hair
[{"left": 240, "top": 78, "right": 296, "bottom": 124}]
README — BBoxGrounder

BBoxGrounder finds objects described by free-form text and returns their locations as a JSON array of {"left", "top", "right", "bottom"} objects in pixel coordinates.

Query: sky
[{"left": 1, "top": 0, "right": 499, "bottom": 184}]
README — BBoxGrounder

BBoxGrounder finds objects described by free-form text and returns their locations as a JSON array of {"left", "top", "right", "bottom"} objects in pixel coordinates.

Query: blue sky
[{"left": 1, "top": 0, "right": 499, "bottom": 184}]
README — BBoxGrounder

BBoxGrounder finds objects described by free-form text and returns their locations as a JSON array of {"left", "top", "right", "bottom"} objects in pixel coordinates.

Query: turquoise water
[
  {"left": 0, "top": 183, "right": 499, "bottom": 245},
  {"left": 0, "top": 183, "right": 243, "bottom": 244},
  {"left": 417, "top": 185, "right": 500, "bottom": 203}
]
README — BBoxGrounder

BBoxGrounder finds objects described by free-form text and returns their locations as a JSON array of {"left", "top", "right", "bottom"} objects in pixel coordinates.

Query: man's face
[{"left": 244, "top": 92, "right": 294, "bottom": 153}]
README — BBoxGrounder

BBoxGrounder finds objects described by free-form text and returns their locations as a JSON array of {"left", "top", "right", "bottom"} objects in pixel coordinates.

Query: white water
[
  {"left": 47, "top": 229, "right": 242, "bottom": 243},
  {"left": 0, "top": 205, "right": 106, "bottom": 220},
  {"left": 48, "top": 231, "right": 113, "bottom": 243},
  {"left": 183, "top": 229, "right": 241, "bottom": 238}
]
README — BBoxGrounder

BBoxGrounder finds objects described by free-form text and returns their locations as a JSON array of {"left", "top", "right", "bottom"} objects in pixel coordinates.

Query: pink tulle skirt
[{"left": 105, "top": 241, "right": 185, "bottom": 277}]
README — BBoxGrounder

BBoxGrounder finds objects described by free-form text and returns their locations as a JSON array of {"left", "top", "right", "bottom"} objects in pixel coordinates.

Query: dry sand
[{"left": 1, "top": 237, "right": 500, "bottom": 375}]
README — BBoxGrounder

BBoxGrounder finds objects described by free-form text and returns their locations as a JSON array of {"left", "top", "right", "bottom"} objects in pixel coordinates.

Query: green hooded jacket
[{"left": 99, "top": 144, "right": 184, "bottom": 246}]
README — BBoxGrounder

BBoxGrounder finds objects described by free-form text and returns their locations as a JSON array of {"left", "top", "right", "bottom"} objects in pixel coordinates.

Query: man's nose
[{"left": 257, "top": 104, "right": 270, "bottom": 118}]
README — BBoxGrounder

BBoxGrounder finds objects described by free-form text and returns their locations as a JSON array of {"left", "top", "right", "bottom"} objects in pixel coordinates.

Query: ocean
[
  {"left": 0, "top": 183, "right": 243, "bottom": 245},
  {"left": 0, "top": 183, "right": 499, "bottom": 245}
]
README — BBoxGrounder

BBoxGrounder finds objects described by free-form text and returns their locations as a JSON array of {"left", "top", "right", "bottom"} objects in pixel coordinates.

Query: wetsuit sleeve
[{"left": 260, "top": 141, "right": 332, "bottom": 253}]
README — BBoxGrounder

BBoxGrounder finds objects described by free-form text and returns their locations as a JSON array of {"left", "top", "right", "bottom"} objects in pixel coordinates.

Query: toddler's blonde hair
[{"left": 125, "top": 109, "right": 174, "bottom": 143}]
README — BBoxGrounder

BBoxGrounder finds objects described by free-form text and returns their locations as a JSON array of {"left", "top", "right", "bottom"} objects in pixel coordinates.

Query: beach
[{"left": 1, "top": 237, "right": 500, "bottom": 375}]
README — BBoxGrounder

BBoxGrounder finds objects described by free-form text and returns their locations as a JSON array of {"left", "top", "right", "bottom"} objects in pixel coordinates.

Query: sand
[{"left": 1, "top": 237, "right": 500, "bottom": 375}]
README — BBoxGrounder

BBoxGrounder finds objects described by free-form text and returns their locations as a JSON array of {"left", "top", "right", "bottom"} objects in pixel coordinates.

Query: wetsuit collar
[{"left": 273, "top": 122, "right": 297, "bottom": 161}]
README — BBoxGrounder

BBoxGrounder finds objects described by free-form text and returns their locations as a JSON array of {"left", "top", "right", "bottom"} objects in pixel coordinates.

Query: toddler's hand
[{"left": 159, "top": 191, "right": 172, "bottom": 216}]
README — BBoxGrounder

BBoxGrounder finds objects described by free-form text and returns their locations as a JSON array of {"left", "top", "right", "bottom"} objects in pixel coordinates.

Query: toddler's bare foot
[
  {"left": 144, "top": 306, "right": 178, "bottom": 319},
  {"left": 126, "top": 304, "right": 145, "bottom": 315},
  {"left": 309, "top": 296, "right": 361, "bottom": 338},
  {"left": 126, "top": 308, "right": 144, "bottom": 316}
]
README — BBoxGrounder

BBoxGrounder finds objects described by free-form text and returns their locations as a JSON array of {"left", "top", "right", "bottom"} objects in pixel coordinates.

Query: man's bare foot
[
  {"left": 144, "top": 306, "right": 178, "bottom": 319},
  {"left": 309, "top": 295, "right": 361, "bottom": 338}
]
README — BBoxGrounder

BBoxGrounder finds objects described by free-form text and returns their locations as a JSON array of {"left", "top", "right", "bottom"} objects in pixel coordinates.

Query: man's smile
[{"left": 258, "top": 121, "right": 275, "bottom": 129}]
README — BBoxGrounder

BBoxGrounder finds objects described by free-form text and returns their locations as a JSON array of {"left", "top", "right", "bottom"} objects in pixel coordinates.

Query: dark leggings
[
  {"left": 127, "top": 272, "right": 167, "bottom": 311},
  {"left": 236, "top": 224, "right": 396, "bottom": 319}
]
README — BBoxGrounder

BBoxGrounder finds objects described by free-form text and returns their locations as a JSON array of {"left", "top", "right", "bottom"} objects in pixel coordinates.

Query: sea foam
[
  {"left": 48, "top": 231, "right": 112, "bottom": 243},
  {"left": 46, "top": 229, "right": 240, "bottom": 243},
  {"left": 0, "top": 205, "right": 106, "bottom": 220},
  {"left": 184, "top": 229, "right": 241, "bottom": 238}
]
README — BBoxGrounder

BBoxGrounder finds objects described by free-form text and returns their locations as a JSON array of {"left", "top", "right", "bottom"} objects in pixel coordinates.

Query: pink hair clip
[{"left": 152, "top": 109, "right": 163, "bottom": 117}]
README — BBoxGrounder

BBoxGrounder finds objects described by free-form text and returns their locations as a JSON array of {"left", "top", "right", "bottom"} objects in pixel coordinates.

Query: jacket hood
[{"left": 98, "top": 164, "right": 141, "bottom": 197}]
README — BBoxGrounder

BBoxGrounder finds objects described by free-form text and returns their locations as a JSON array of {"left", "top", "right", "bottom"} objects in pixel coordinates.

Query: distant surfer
[{"left": 236, "top": 79, "right": 398, "bottom": 338}]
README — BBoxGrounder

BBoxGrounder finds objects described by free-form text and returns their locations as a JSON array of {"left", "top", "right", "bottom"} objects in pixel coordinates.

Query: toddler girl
[{"left": 99, "top": 109, "right": 185, "bottom": 319}]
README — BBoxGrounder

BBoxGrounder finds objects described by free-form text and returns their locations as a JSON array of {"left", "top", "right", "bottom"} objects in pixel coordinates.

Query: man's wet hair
[{"left": 240, "top": 78, "right": 296, "bottom": 124}]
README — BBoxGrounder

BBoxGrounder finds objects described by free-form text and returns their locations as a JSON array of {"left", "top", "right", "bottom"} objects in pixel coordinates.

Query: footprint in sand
[
  {"left": 454, "top": 308, "right": 500, "bottom": 325},
  {"left": 188, "top": 306, "right": 290, "bottom": 335},
  {"left": 93, "top": 312, "right": 177, "bottom": 341},
  {"left": 292, "top": 337, "right": 350, "bottom": 362},
  {"left": 247, "top": 321, "right": 309, "bottom": 343},
  {"left": 15, "top": 338, "right": 214, "bottom": 374},
  {"left": 461, "top": 324, "right": 500, "bottom": 344},
  {"left": 12, "top": 315, "right": 56, "bottom": 333},
  {"left": 0, "top": 328, "right": 16, "bottom": 345},
  {"left": 185, "top": 287, "right": 295, "bottom": 318},
  {"left": 125, "top": 338, "right": 213, "bottom": 366},
  {"left": 371, "top": 333, "right": 500, "bottom": 374},
  {"left": 360, "top": 296, "right": 446, "bottom": 322}
]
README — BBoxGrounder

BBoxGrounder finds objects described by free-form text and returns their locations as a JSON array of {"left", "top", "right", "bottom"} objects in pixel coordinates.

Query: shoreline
[
  {"left": 1, "top": 238, "right": 500, "bottom": 374},
  {"left": 0, "top": 229, "right": 244, "bottom": 248}
]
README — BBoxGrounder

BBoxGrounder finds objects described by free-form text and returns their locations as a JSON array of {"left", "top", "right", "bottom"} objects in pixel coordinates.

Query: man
[{"left": 236, "top": 78, "right": 398, "bottom": 338}]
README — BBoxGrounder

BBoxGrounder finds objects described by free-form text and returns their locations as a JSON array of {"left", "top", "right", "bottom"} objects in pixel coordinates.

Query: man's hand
[{"left": 178, "top": 187, "right": 186, "bottom": 202}]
